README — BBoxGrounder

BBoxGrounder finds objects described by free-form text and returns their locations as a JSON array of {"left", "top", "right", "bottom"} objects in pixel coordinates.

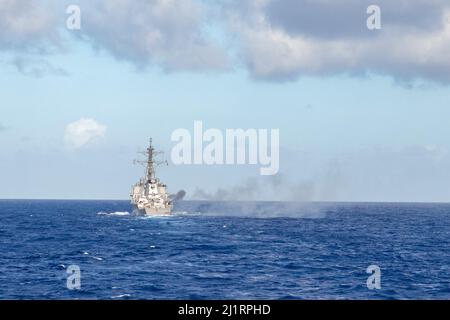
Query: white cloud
[
  {"left": 77, "top": 0, "right": 229, "bottom": 72},
  {"left": 0, "top": 0, "right": 60, "bottom": 51},
  {"left": 1, "top": 0, "right": 450, "bottom": 83},
  {"left": 64, "top": 118, "right": 107, "bottom": 149},
  {"left": 0, "top": 0, "right": 65, "bottom": 76},
  {"left": 227, "top": 0, "right": 450, "bottom": 82}
]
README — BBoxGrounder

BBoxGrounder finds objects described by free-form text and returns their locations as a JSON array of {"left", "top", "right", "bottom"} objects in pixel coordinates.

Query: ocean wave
[
  {"left": 2, "top": 200, "right": 450, "bottom": 299},
  {"left": 111, "top": 294, "right": 131, "bottom": 299},
  {"left": 138, "top": 215, "right": 171, "bottom": 220},
  {"left": 97, "top": 211, "right": 130, "bottom": 216}
]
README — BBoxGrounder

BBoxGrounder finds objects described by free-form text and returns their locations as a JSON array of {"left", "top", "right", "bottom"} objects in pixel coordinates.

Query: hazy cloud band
[{"left": 1, "top": 0, "right": 450, "bottom": 83}]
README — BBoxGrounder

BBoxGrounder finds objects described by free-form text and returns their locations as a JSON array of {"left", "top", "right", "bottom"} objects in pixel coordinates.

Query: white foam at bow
[{"left": 97, "top": 211, "right": 130, "bottom": 216}]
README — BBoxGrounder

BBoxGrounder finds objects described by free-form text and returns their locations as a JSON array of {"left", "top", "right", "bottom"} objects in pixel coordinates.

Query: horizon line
[{"left": 0, "top": 198, "right": 449, "bottom": 205}]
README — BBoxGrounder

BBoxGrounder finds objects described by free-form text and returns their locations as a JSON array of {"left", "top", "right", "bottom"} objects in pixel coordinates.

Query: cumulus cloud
[
  {"left": 0, "top": 0, "right": 228, "bottom": 74},
  {"left": 227, "top": 0, "right": 450, "bottom": 82},
  {"left": 0, "top": 0, "right": 61, "bottom": 52},
  {"left": 0, "top": 0, "right": 66, "bottom": 76},
  {"left": 265, "top": 0, "right": 446, "bottom": 39},
  {"left": 64, "top": 118, "right": 107, "bottom": 149},
  {"left": 77, "top": 0, "right": 229, "bottom": 72}
]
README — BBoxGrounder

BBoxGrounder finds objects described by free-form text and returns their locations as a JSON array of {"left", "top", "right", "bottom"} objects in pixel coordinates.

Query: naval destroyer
[{"left": 130, "top": 139, "right": 173, "bottom": 215}]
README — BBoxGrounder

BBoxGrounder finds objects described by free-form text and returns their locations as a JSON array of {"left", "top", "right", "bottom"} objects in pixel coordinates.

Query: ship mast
[
  {"left": 146, "top": 138, "right": 156, "bottom": 182},
  {"left": 133, "top": 138, "right": 168, "bottom": 183}
]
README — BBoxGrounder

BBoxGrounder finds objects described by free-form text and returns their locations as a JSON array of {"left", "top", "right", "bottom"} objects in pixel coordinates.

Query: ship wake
[{"left": 97, "top": 211, "right": 130, "bottom": 216}]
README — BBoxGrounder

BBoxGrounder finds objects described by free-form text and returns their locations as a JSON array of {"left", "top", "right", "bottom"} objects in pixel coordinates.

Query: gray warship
[{"left": 130, "top": 139, "right": 173, "bottom": 215}]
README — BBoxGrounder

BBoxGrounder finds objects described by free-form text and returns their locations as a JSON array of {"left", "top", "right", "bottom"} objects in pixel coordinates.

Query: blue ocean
[{"left": 0, "top": 200, "right": 449, "bottom": 300}]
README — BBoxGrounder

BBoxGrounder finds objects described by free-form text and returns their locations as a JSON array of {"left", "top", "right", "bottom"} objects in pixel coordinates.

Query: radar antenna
[{"left": 133, "top": 138, "right": 168, "bottom": 182}]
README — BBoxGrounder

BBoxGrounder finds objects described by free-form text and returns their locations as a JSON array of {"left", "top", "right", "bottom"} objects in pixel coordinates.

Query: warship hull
[{"left": 133, "top": 205, "right": 173, "bottom": 216}]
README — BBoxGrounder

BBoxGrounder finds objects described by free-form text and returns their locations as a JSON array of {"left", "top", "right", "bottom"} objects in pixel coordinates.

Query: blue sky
[{"left": 1, "top": 0, "right": 450, "bottom": 202}]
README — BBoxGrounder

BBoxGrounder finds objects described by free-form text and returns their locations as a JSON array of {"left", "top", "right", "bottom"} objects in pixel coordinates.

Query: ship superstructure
[{"left": 131, "top": 139, "right": 173, "bottom": 215}]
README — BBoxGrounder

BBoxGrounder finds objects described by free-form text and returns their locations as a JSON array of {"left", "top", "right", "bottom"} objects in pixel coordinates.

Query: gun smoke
[{"left": 172, "top": 190, "right": 187, "bottom": 201}]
